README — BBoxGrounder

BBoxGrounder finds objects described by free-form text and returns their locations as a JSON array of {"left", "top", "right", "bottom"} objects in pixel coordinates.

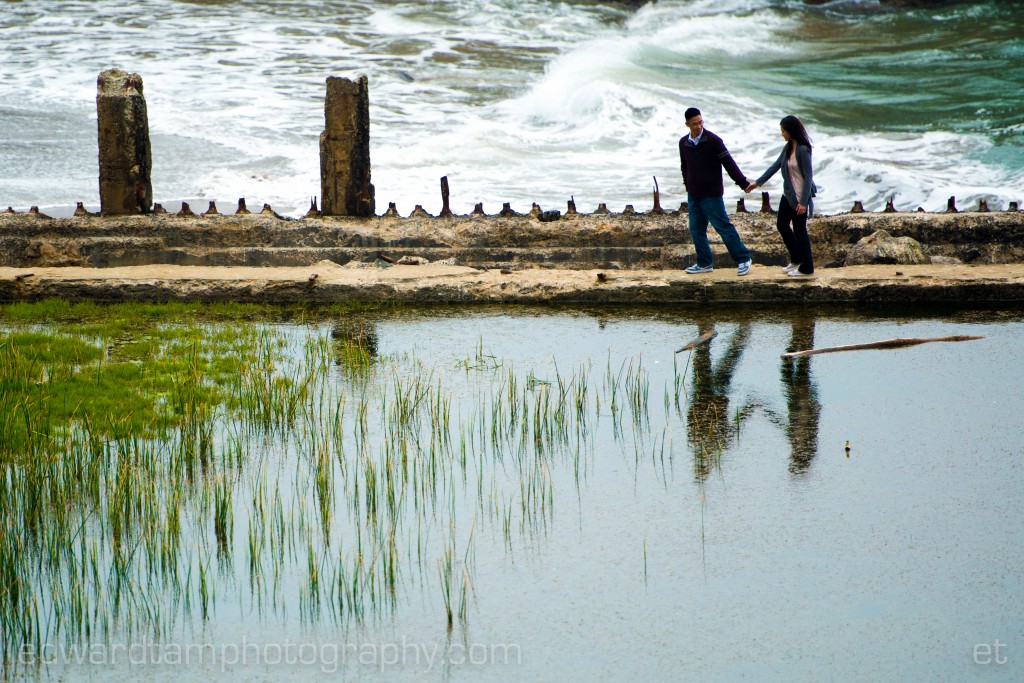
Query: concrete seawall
[
  {"left": 3, "top": 206, "right": 1023, "bottom": 270},
  {"left": 3, "top": 204, "right": 1023, "bottom": 305}
]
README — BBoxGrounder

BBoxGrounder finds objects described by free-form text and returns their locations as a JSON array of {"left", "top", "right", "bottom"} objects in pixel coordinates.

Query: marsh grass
[{"left": 0, "top": 301, "right": 740, "bottom": 676}]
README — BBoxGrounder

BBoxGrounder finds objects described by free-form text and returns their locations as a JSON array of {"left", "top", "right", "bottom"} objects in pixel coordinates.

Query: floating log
[
  {"left": 781, "top": 334, "right": 984, "bottom": 359},
  {"left": 675, "top": 330, "right": 718, "bottom": 354}
]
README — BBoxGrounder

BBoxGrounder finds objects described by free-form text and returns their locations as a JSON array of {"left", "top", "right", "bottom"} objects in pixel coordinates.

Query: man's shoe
[
  {"left": 782, "top": 262, "right": 800, "bottom": 273},
  {"left": 737, "top": 260, "right": 752, "bottom": 276},
  {"left": 685, "top": 264, "right": 713, "bottom": 274}
]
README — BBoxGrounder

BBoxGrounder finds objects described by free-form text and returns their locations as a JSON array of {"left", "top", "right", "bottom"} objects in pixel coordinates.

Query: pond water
[{"left": 2, "top": 303, "right": 1023, "bottom": 682}]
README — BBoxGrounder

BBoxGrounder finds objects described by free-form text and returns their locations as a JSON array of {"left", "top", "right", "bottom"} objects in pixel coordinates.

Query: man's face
[{"left": 686, "top": 115, "right": 704, "bottom": 138}]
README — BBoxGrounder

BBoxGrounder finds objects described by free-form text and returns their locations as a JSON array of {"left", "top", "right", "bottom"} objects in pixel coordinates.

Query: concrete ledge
[{"left": 3, "top": 263, "right": 1024, "bottom": 305}]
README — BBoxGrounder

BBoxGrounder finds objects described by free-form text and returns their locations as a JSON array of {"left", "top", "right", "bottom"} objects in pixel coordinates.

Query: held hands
[
  {"left": 796, "top": 204, "right": 807, "bottom": 215},
  {"left": 744, "top": 182, "right": 758, "bottom": 193}
]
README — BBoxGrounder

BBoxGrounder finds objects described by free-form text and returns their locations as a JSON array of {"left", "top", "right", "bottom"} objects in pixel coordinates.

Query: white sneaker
[{"left": 783, "top": 262, "right": 800, "bottom": 273}]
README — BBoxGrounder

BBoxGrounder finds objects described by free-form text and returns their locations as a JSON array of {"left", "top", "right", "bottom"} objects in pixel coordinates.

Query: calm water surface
[{"left": 5, "top": 304, "right": 1022, "bottom": 682}]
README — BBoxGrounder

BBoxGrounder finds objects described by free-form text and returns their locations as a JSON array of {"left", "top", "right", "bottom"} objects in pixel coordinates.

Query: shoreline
[{"left": 4, "top": 262, "right": 1024, "bottom": 305}]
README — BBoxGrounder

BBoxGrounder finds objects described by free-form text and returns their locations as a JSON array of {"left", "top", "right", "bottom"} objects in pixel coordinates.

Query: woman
[{"left": 746, "top": 116, "right": 816, "bottom": 276}]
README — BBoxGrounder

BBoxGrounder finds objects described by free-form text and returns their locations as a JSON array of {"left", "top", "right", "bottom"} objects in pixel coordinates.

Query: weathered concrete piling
[
  {"left": 96, "top": 69, "right": 152, "bottom": 215},
  {"left": 320, "top": 75, "right": 374, "bottom": 217}
]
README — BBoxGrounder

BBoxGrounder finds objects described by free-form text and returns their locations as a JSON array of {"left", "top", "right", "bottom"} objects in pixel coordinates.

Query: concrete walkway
[{"left": 3, "top": 262, "right": 1024, "bottom": 305}]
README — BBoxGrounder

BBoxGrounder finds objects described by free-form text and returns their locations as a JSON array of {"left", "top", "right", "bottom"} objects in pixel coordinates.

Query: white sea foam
[{"left": 0, "top": 0, "right": 1020, "bottom": 217}]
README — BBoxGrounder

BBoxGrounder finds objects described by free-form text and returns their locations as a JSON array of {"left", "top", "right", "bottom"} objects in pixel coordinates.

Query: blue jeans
[{"left": 687, "top": 195, "right": 750, "bottom": 267}]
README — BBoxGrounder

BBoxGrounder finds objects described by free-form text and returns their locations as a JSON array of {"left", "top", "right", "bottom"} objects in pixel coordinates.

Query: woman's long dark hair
[{"left": 781, "top": 115, "right": 812, "bottom": 157}]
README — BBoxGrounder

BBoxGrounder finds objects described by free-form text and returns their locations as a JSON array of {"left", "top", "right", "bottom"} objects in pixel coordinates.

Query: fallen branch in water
[
  {"left": 676, "top": 330, "right": 718, "bottom": 353},
  {"left": 781, "top": 334, "right": 984, "bottom": 359}
]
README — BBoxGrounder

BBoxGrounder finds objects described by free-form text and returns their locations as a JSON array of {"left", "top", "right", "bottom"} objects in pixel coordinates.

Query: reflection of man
[
  {"left": 781, "top": 317, "right": 821, "bottom": 474},
  {"left": 686, "top": 322, "right": 751, "bottom": 479}
]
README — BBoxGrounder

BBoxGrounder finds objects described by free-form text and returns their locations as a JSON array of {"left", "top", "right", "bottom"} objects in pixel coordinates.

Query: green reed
[{"left": 0, "top": 300, "right": 730, "bottom": 675}]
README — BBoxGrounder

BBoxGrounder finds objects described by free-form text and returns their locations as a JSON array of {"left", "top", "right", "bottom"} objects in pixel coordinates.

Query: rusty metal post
[
  {"left": 440, "top": 176, "right": 453, "bottom": 217},
  {"left": 652, "top": 176, "right": 664, "bottom": 214},
  {"left": 97, "top": 69, "right": 152, "bottom": 215},
  {"left": 320, "top": 75, "right": 374, "bottom": 217}
]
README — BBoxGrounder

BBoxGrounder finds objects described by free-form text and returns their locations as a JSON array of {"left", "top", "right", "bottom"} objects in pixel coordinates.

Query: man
[{"left": 679, "top": 107, "right": 753, "bottom": 276}]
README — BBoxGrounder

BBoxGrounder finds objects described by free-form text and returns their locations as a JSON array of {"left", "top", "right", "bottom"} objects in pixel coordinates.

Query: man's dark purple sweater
[{"left": 679, "top": 129, "right": 749, "bottom": 200}]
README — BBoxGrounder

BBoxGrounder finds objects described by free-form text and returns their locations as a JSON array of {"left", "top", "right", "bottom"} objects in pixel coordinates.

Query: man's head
[{"left": 685, "top": 107, "right": 703, "bottom": 138}]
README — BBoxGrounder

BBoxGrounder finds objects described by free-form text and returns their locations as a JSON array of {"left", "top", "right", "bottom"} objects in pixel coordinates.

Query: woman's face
[{"left": 781, "top": 126, "right": 791, "bottom": 142}]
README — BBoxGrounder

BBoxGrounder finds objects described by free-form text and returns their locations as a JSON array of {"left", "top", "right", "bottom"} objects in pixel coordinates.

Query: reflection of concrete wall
[
  {"left": 331, "top": 321, "right": 378, "bottom": 369},
  {"left": 96, "top": 69, "right": 152, "bottom": 215}
]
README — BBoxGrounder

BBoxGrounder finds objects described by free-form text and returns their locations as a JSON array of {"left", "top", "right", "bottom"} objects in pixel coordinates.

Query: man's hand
[{"left": 744, "top": 182, "right": 758, "bottom": 193}]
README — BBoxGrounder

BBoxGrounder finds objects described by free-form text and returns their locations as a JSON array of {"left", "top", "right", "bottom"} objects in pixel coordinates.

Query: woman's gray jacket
[{"left": 755, "top": 144, "right": 816, "bottom": 215}]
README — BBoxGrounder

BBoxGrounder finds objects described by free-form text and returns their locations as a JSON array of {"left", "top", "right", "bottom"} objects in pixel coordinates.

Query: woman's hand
[
  {"left": 796, "top": 203, "right": 807, "bottom": 215},
  {"left": 744, "top": 182, "right": 758, "bottom": 193}
]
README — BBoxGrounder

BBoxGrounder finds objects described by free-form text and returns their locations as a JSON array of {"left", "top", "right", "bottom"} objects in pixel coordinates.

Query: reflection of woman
[
  {"left": 745, "top": 115, "right": 816, "bottom": 277},
  {"left": 781, "top": 317, "right": 821, "bottom": 474}
]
